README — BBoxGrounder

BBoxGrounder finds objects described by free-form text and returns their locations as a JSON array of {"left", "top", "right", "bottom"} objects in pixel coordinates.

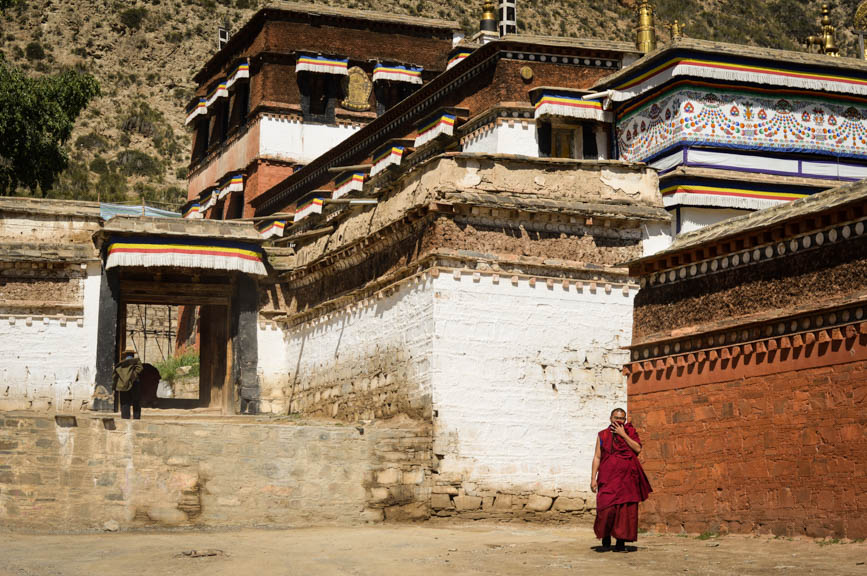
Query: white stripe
[
  {"left": 106, "top": 251, "right": 266, "bottom": 276},
  {"left": 649, "top": 149, "right": 685, "bottom": 172},
  {"left": 801, "top": 161, "right": 867, "bottom": 180},
  {"left": 663, "top": 191, "right": 788, "bottom": 211},
  {"left": 534, "top": 102, "right": 613, "bottom": 123},
  {"left": 611, "top": 63, "right": 867, "bottom": 102},
  {"left": 687, "top": 149, "right": 799, "bottom": 173},
  {"left": 414, "top": 123, "right": 455, "bottom": 147}
]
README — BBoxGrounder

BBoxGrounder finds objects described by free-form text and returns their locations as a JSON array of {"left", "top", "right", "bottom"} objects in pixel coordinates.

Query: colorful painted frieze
[{"left": 617, "top": 85, "right": 867, "bottom": 163}]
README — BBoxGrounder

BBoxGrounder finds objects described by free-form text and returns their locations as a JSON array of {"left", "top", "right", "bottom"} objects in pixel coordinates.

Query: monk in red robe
[{"left": 591, "top": 408, "right": 652, "bottom": 551}]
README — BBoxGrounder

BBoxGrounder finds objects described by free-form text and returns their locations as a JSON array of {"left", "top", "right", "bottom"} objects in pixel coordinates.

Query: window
[
  {"left": 374, "top": 82, "right": 416, "bottom": 116},
  {"left": 552, "top": 127, "right": 577, "bottom": 159},
  {"left": 299, "top": 73, "right": 343, "bottom": 123},
  {"left": 192, "top": 118, "right": 209, "bottom": 162},
  {"left": 539, "top": 121, "right": 609, "bottom": 160}
]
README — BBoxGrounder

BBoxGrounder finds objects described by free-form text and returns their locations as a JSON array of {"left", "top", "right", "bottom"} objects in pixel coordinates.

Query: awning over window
[
  {"left": 533, "top": 90, "right": 613, "bottom": 123},
  {"left": 105, "top": 236, "right": 267, "bottom": 276},
  {"left": 293, "top": 197, "right": 325, "bottom": 222},
  {"left": 370, "top": 145, "right": 405, "bottom": 176},
  {"left": 332, "top": 172, "right": 366, "bottom": 200},
  {"left": 217, "top": 174, "right": 244, "bottom": 201},
  {"left": 296, "top": 54, "right": 349, "bottom": 75},
  {"left": 205, "top": 81, "right": 228, "bottom": 108},
  {"left": 183, "top": 203, "right": 203, "bottom": 219},
  {"left": 184, "top": 59, "right": 249, "bottom": 126},
  {"left": 259, "top": 220, "right": 286, "bottom": 239},
  {"left": 372, "top": 63, "right": 423, "bottom": 84},
  {"left": 225, "top": 60, "right": 250, "bottom": 89},
  {"left": 185, "top": 98, "right": 208, "bottom": 125},
  {"left": 447, "top": 49, "right": 472, "bottom": 70},
  {"left": 414, "top": 113, "right": 457, "bottom": 147}
]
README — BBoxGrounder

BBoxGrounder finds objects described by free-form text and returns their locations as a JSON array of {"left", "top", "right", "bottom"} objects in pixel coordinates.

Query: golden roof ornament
[
  {"left": 635, "top": 0, "right": 657, "bottom": 53},
  {"left": 480, "top": 0, "right": 498, "bottom": 33},
  {"left": 855, "top": 0, "right": 867, "bottom": 59},
  {"left": 805, "top": 3, "right": 839, "bottom": 57},
  {"left": 670, "top": 19, "right": 685, "bottom": 41}
]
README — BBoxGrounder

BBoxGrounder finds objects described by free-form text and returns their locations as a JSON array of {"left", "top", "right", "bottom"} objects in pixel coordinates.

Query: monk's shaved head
[{"left": 611, "top": 408, "right": 626, "bottom": 418}]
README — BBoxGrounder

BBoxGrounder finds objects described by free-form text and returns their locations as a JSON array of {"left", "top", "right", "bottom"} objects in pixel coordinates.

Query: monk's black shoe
[{"left": 613, "top": 540, "right": 627, "bottom": 552}]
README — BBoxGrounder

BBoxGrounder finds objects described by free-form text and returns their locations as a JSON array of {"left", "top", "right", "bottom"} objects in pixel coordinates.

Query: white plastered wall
[
  {"left": 256, "top": 279, "right": 435, "bottom": 416},
  {"left": 429, "top": 273, "right": 634, "bottom": 493},
  {"left": 674, "top": 206, "right": 750, "bottom": 236},
  {"left": 0, "top": 261, "right": 101, "bottom": 412},
  {"left": 462, "top": 122, "right": 539, "bottom": 156},
  {"left": 259, "top": 116, "right": 361, "bottom": 165}
]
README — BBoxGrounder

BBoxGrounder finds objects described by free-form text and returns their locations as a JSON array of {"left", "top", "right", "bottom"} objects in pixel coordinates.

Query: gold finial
[
  {"left": 480, "top": 0, "right": 498, "bottom": 33},
  {"left": 855, "top": 0, "right": 867, "bottom": 59},
  {"left": 805, "top": 3, "right": 839, "bottom": 57},
  {"left": 635, "top": 0, "right": 657, "bottom": 53},
  {"left": 670, "top": 19, "right": 685, "bottom": 41}
]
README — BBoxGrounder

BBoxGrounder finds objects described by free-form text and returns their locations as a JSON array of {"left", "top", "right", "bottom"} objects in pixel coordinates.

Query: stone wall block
[
  {"left": 430, "top": 493, "right": 453, "bottom": 510},
  {"left": 453, "top": 495, "right": 482, "bottom": 511},
  {"left": 526, "top": 494, "right": 554, "bottom": 512}
]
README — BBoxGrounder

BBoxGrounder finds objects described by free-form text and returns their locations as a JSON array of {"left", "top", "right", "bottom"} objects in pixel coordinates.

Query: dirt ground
[{"left": 1, "top": 524, "right": 865, "bottom": 576}]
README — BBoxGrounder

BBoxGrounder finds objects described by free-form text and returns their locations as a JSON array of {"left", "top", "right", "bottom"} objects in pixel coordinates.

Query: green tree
[{"left": 0, "top": 57, "right": 100, "bottom": 195}]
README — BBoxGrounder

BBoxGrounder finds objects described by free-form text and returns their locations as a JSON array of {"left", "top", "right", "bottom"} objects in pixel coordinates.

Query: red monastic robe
[{"left": 594, "top": 423, "right": 652, "bottom": 542}]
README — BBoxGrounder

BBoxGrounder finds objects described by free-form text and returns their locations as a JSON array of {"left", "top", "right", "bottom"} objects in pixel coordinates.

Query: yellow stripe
[
  {"left": 109, "top": 242, "right": 261, "bottom": 258},
  {"left": 660, "top": 185, "right": 806, "bottom": 199}
]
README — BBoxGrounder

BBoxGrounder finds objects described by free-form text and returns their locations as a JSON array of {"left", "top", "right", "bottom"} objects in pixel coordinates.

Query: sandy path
[{"left": 1, "top": 524, "right": 865, "bottom": 576}]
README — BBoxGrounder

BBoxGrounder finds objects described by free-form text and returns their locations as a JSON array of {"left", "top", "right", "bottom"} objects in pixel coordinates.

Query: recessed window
[
  {"left": 552, "top": 127, "right": 577, "bottom": 159},
  {"left": 299, "top": 72, "right": 344, "bottom": 124}
]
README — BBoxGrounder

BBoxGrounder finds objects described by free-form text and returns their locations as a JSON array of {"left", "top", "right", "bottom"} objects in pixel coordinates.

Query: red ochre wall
[{"left": 629, "top": 336, "right": 867, "bottom": 538}]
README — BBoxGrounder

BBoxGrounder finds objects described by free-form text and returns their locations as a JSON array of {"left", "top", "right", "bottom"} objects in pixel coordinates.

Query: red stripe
[{"left": 109, "top": 247, "right": 262, "bottom": 262}]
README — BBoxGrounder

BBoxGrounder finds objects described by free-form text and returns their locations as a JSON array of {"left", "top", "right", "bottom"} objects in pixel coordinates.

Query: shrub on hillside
[
  {"left": 89, "top": 156, "right": 109, "bottom": 175},
  {"left": 75, "top": 131, "right": 109, "bottom": 152},
  {"left": 119, "top": 7, "right": 148, "bottom": 30},
  {"left": 24, "top": 41, "right": 44, "bottom": 60},
  {"left": 117, "top": 149, "right": 163, "bottom": 178}
]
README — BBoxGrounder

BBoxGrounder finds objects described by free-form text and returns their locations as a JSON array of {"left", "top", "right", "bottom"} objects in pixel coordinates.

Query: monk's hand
[
  {"left": 612, "top": 422, "right": 627, "bottom": 437},
  {"left": 590, "top": 479, "right": 598, "bottom": 493}
]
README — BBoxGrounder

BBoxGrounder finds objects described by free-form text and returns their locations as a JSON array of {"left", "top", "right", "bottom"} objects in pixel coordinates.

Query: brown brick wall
[
  {"left": 243, "top": 159, "right": 295, "bottom": 218},
  {"left": 456, "top": 60, "right": 612, "bottom": 117},
  {"left": 262, "top": 19, "right": 452, "bottom": 71},
  {"left": 629, "top": 340, "right": 867, "bottom": 538}
]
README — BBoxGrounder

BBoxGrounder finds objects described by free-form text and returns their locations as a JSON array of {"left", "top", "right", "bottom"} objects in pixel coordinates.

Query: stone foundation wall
[
  {"left": 629, "top": 348, "right": 867, "bottom": 539},
  {"left": 0, "top": 413, "right": 429, "bottom": 532}
]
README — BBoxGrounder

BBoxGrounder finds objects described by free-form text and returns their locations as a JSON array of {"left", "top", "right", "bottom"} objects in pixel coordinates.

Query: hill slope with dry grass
[{"left": 2, "top": 0, "right": 864, "bottom": 209}]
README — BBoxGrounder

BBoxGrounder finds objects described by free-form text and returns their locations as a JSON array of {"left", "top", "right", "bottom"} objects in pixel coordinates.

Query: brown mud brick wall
[
  {"left": 633, "top": 235, "right": 867, "bottom": 340},
  {"left": 269, "top": 214, "right": 641, "bottom": 315},
  {"left": 629, "top": 351, "right": 867, "bottom": 539}
]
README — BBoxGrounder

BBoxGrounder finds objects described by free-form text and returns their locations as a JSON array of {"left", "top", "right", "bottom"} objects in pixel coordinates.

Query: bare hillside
[{"left": 1, "top": 0, "right": 863, "bottom": 208}]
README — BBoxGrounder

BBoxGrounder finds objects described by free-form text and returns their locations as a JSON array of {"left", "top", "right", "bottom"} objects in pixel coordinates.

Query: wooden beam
[
  {"left": 273, "top": 225, "right": 335, "bottom": 245},
  {"left": 327, "top": 164, "right": 373, "bottom": 174}
]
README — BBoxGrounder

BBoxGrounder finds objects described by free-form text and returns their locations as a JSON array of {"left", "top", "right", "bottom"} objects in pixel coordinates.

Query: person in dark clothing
[{"left": 113, "top": 347, "right": 144, "bottom": 419}]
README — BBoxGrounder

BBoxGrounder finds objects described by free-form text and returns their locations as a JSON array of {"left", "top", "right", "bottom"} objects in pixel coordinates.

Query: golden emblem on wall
[{"left": 341, "top": 67, "right": 372, "bottom": 111}]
